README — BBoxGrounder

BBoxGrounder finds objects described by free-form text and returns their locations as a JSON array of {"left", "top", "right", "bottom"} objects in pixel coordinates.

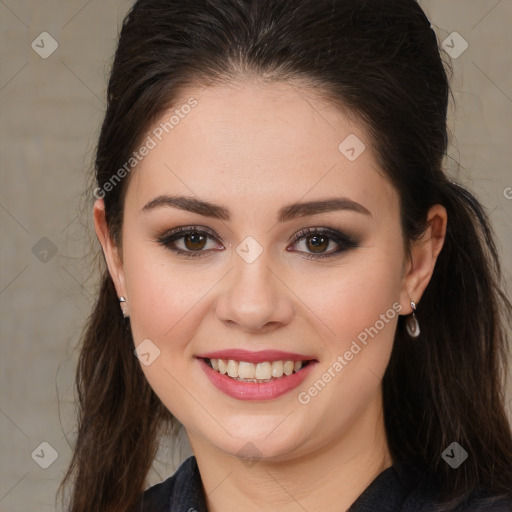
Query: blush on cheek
[{"left": 315, "top": 286, "right": 400, "bottom": 384}]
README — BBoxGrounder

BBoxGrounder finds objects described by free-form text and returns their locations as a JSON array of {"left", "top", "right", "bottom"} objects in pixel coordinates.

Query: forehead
[{"left": 125, "top": 81, "right": 398, "bottom": 223}]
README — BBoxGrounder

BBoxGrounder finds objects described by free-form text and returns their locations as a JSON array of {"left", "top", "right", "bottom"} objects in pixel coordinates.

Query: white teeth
[
  {"left": 255, "top": 362, "right": 272, "bottom": 380},
  {"left": 227, "top": 360, "right": 238, "bottom": 378},
  {"left": 218, "top": 359, "right": 228, "bottom": 374},
  {"left": 283, "top": 361, "right": 294, "bottom": 375},
  {"left": 238, "top": 361, "right": 255, "bottom": 379},
  {"left": 207, "top": 358, "right": 306, "bottom": 381},
  {"left": 271, "top": 361, "right": 284, "bottom": 378}
]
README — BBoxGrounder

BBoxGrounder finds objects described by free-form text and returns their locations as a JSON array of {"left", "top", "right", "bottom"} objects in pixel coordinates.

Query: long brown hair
[{"left": 59, "top": 0, "right": 512, "bottom": 510}]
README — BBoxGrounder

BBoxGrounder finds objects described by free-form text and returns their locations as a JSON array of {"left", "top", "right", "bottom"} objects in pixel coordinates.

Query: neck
[{"left": 187, "top": 392, "right": 393, "bottom": 512}]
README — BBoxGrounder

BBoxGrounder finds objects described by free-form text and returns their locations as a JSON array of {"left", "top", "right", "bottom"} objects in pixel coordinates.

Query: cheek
[
  {"left": 121, "top": 244, "right": 214, "bottom": 422},
  {"left": 293, "top": 242, "right": 404, "bottom": 417},
  {"left": 293, "top": 253, "right": 403, "bottom": 433},
  {"left": 122, "top": 239, "right": 215, "bottom": 343},
  {"left": 298, "top": 245, "right": 403, "bottom": 348}
]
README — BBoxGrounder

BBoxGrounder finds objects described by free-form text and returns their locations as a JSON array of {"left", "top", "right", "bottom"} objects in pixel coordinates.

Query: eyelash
[{"left": 156, "top": 225, "right": 359, "bottom": 260}]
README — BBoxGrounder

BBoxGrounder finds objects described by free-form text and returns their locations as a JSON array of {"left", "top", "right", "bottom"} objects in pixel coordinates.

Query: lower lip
[{"left": 197, "top": 358, "right": 317, "bottom": 401}]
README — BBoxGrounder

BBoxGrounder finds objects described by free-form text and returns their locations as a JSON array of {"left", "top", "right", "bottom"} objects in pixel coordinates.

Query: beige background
[{"left": 1, "top": 1, "right": 511, "bottom": 510}]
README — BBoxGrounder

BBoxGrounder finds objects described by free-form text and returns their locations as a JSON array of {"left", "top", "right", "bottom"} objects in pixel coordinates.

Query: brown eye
[
  {"left": 288, "top": 227, "right": 359, "bottom": 260},
  {"left": 183, "top": 232, "right": 207, "bottom": 251},
  {"left": 157, "top": 226, "right": 359, "bottom": 260},
  {"left": 304, "top": 234, "right": 330, "bottom": 253},
  {"left": 157, "top": 226, "right": 222, "bottom": 258}
]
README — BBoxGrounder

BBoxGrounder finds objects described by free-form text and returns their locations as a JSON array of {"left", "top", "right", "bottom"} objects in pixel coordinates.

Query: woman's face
[{"left": 97, "top": 81, "right": 415, "bottom": 461}]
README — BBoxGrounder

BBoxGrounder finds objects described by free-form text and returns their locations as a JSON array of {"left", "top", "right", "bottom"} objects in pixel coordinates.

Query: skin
[{"left": 94, "top": 81, "right": 447, "bottom": 512}]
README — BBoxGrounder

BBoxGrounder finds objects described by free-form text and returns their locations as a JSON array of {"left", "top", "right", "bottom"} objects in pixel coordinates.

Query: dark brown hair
[{"left": 59, "top": 0, "right": 512, "bottom": 510}]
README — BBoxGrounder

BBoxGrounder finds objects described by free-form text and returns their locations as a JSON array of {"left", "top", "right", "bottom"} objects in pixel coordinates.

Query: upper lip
[{"left": 196, "top": 349, "right": 317, "bottom": 364}]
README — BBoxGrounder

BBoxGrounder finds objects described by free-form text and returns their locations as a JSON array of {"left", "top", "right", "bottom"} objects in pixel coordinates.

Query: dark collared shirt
[{"left": 137, "top": 455, "right": 512, "bottom": 511}]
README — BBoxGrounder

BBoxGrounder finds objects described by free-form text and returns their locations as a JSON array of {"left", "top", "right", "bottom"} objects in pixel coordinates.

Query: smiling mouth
[{"left": 202, "top": 357, "right": 315, "bottom": 383}]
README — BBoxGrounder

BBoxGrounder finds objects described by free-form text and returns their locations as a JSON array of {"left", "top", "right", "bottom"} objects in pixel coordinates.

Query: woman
[{"left": 59, "top": 0, "right": 512, "bottom": 510}]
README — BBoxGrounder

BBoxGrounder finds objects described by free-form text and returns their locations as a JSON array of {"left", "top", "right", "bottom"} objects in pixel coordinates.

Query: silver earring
[
  {"left": 119, "top": 296, "right": 129, "bottom": 319},
  {"left": 406, "top": 301, "right": 420, "bottom": 338}
]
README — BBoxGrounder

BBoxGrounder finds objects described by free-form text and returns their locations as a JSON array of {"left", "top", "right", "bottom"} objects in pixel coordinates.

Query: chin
[{"left": 198, "top": 419, "right": 311, "bottom": 462}]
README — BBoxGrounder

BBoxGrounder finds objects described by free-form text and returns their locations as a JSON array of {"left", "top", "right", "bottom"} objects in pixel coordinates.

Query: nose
[{"left": 215, "top": 250, "right": 294, "bottom": 333}]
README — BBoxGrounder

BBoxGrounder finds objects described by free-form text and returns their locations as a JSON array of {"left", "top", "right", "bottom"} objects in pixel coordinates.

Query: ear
[
  {"left": 93, "top": 198, "right": 127, "bottom": 299},
  {"left": 399, "top": 204, "right": 448, "bottom": 314}
]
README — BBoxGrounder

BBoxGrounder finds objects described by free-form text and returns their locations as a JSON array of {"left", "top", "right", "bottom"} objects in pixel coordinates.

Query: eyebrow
[{"left": 141, "top": 195, "right": 372, "bottom": 222}]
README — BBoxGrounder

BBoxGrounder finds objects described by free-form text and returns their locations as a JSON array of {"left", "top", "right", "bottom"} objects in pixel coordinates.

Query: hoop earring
[
  {"left": 119, "top": 296, "right": 129, "bottom": 319},
  {"left": 406, "top": 300, "right": 420, "bottom": 338}
]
